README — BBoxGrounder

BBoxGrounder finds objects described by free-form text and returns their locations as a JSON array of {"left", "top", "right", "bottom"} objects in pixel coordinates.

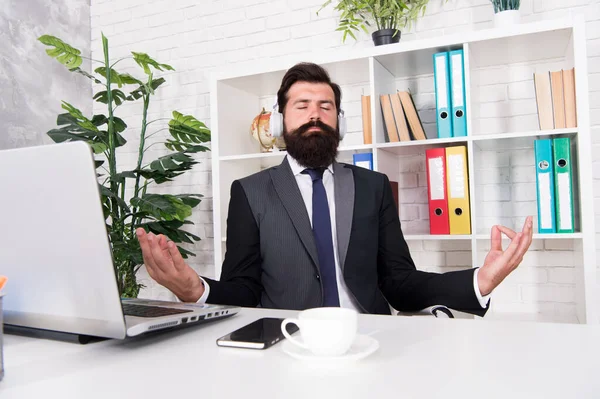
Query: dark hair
[{"left": 276, "top": 62, "right": 342, "bottom": 115}]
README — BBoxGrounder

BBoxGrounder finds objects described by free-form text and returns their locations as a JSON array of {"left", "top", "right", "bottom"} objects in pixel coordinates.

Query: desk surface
[{"left": 2, "top": 307, "right": 599, "bottom": 398}]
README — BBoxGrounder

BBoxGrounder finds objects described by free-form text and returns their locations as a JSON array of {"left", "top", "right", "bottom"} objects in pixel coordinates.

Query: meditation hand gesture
[
  {"left": 477, "top": 216, "right": 534, "bottom": 296},
  {"left": 136, "top": 228, "right": 205, "bottom": 302}
]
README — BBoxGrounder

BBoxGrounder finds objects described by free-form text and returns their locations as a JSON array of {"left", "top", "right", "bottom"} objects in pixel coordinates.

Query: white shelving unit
[{"left": 210, "top": 16, "right": 597, "bottom": 324}]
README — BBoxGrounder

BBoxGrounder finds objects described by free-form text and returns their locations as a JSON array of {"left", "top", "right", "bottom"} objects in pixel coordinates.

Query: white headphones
[{"left": 269, "top": 100, "right": 347, "bottom": 140}]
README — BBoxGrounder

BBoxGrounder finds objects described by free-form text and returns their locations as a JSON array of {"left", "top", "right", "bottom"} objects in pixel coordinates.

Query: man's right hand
[{"left": 136, "top": 228, "right": 205, "bottom": 302}]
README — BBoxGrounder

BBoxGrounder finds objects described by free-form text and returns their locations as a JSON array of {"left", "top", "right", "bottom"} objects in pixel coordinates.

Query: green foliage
[
  {"left": 318, "top": 0, "right": 439, "bottom": 43},
  {"left": 490, "top": 0, "right": 520, "bottom": 12},
  {"left": 38, "top": 34, "right": 211, "bottom": 298},
  {"left": 38, "top": 35, "right": 83, "bottom": 69}
]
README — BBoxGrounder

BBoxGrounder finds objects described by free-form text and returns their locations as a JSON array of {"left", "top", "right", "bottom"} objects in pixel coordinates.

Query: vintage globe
[{"left": 250, "top": 107, "right": 276, "bottom": 152}]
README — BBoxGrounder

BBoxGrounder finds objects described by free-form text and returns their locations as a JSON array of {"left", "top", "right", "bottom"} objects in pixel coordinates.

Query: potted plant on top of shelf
[
  {"left": 318, "top": 0, "right": 437, "bottom": 46},
  {"left": 490, "top": 0, "right": 521, "bottom": 28}
]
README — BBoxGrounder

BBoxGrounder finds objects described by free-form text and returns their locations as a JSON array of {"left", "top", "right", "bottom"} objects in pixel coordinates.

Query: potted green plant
[
  {"left": 318, "top": 0, "right": 434, "bottom": 46},
  {"left": 490, "top": 0, "right": 521, "bottom": 27},
  {"left": 38, "top": 34, "right": 211, "bottom": 298}
]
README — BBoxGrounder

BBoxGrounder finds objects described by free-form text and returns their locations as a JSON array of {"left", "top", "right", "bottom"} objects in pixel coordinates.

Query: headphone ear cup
[
  {"left": 338, "top": 115, "right": 347, "bottom": 139},
  {"left": 270, "top": 112, "right": 283, "bottom": 138}
]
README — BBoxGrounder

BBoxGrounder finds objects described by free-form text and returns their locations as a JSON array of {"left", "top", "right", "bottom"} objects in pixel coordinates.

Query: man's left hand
[{"left": 478, "top": 216, "right": 534, "bottom": 296}]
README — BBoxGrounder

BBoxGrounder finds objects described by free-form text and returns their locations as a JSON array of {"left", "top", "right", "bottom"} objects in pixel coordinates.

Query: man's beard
[{"left": 283, "top": 119, "right": 339, "bottom": 169}]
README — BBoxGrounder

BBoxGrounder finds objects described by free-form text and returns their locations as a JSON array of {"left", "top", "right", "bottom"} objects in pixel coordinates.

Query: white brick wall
[{"left": 90, "top": 0, "right": 600, "bottom": 316}]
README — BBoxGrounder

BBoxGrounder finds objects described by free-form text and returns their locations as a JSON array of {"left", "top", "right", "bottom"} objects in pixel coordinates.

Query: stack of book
[
  {"left": 534, "top": 68, "right": 577, "bottom": 130},
  {"left": 378, "top": 91, "right": 427, "bottom": 142}
]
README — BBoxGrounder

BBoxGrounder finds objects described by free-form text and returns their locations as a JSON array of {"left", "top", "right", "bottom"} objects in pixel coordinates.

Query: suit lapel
[
  {"left": 333, "top": 162, "right": 354, "bottom": 270},
  {"left": 270, "top": 157, "right": 320, "bottom": 270}
]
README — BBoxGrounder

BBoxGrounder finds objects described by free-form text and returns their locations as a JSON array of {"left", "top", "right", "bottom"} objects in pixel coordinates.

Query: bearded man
[{"left": 136, "top": 62, "right": 533, "bottom": 316}]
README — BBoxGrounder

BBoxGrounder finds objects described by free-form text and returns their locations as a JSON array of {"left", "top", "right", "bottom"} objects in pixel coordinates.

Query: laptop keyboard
[{"left": 122, "top": 303, "right": 193, "bottom": 318}]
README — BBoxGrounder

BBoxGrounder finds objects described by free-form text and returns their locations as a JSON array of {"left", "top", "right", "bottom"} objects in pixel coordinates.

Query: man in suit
[{"left": 136, "top": 62, "right": 533, "bottom": 316}]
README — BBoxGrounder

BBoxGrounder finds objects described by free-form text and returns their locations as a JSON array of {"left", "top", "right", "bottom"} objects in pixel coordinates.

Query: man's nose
[{"left": 308, "top": 104, "right": 321, "bottom": 120}]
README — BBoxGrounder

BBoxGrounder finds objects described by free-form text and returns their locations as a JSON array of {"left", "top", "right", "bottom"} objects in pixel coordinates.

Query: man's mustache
[{"left": 295, "top": 119, "right": 336, "bottom": 136}]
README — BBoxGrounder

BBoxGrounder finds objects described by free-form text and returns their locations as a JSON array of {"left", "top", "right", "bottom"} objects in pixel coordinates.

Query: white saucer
[{"left": 281, "top": 334, "right": 379, "bottom": 362}]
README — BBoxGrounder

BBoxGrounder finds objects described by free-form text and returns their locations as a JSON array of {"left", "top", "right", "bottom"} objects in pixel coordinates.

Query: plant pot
[
  {"left": 372, "top": 29, "right": 401, "bottom": 46},
  {"left": 494, "top": 10, "right": 521, "bottom": 28}
]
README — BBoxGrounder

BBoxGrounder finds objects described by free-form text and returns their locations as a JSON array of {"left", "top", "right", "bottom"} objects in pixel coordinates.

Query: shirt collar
[{"left": 286, "top": 154, "right": 334, "bottom": 177}]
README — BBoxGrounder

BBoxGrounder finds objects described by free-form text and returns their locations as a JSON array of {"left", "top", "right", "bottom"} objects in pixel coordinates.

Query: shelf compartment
[
  {"left": 471, "top": 133, "right": 581, "bottom": 235},
  {"left": 469, "top": 27, "right": 574, "bottom": 70}
]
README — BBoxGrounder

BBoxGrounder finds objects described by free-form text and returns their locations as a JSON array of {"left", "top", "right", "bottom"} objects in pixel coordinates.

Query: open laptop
[{"left": 0, "top": 141, "right": 239, "bottom": 340}]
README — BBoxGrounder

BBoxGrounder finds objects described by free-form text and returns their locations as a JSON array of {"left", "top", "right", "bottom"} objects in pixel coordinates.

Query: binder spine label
[
  {"left": 538, "top": 172, "right": 552, "bottom": 230},
  {"left": 435, "top": 56, "right": 449, "bottom": 108},
  {"left": 447, "top": 154, "right": 465, "bottom": 198},
  {"left": 428, "top": 157, "right": 445, "bottom": 200},
  {"left": 451, "top": 53, "right": 464, "bottom": 108},
  {"left": 557, "top": 172, "right": 573, "bottom": 230}
]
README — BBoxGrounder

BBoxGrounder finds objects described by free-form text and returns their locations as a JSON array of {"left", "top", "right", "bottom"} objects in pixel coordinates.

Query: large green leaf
[
  {"left": 128, "top": 78, "right": 166, "bottom": 100},
  {"left": 164, "top": 140, "right": 210, "bottom": 153},
  {"left": 38, "top": 35, "right": 83, "bottom": 69},
  {"left": 137, "top": 150, "right": 200, "bottom": 184},
  {"left": 92, "top": 114, "right": 128, "bottom": 135},
  {"left": 94, "top": 67, "right": 143, "bottom": 88},
  {"left": 111, "top": 170, "right": 137, "bottom": 185},
  {"left": 136, "top": 169, "right": 185, "bottom": 184},
  {"left": 94, "top": 89, "right": 128, "bottom": 105},
  {"left": 149, "top": 152, "right": 197, "bottom": 173},
  {"left": 91, "top": 114, "right": 127, "bottom": 148},
  {"left": 137, "top": 220, "right": 201, "bottom": 247},
  {"left": 130, "top": 194, "right": 192, "bottom": 222},
  {"left": 176, "top": 194, "right": 203, "bottom": 209},
  {"left": 47, "top": 129, "right": 93, "bottom": 144},
  {"left": 99, "top": 185, "right": 131, "bottom": 213},
  {"left": 132, "top": 52, "right": 174, "bottom": 75},
  {"left": 168, "top": 111, "right": 211, "bottom": 146},
  {"left": 177, "top": 246, "right": 196, "bottom": 259},
  {"left": 90, "top": 142, "right": 108, "bottom": 154},
  {"left": 111, "top": 238, "right": 144, "bottom": 266},
  {"left": 47, "top": 112, "right": 104, "bottom": 148},
  {"left": 61, "top": 101, "right": 98, "bottom": 132}
]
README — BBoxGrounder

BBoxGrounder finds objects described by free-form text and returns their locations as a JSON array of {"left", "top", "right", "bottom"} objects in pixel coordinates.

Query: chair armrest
[{"left": 396, "top": 305, "right": 455, "bottom": 318}]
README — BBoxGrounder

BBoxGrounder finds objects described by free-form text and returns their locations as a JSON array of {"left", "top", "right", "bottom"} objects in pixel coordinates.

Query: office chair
[{"left": 396, "top": 305, "right": 455, "bottom": 318}]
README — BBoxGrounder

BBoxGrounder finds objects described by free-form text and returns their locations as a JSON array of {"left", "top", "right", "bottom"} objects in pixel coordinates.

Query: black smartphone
[{"left": 216, "top": 317, "right": 299, "bottom": 350}]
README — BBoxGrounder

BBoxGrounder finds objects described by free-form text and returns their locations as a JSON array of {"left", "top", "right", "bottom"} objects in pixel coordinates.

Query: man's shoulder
[
  {"left": 339, "top": 162, "right": 387, "bottom": 181},
  {"left": 234, "top": 163, "right": 281, "bottom": 191}
]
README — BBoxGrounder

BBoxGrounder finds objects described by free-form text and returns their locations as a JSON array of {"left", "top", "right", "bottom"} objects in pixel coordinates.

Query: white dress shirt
[{"left": 189, "top": 155, "right": 491, "bottom": 310}]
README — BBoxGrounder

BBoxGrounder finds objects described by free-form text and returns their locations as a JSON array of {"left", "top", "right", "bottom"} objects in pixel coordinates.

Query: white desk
[{"left": 1, "top": 307, "right": 599, "bottom": 398}]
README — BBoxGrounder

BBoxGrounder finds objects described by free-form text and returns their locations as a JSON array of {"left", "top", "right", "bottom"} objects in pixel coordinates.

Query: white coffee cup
[{"left": 281, "top": 307, "right": 358, "bottom": 356}]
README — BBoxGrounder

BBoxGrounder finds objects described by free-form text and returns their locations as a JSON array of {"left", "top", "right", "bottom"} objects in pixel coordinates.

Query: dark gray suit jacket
[{"left": 204, "top": 157, "right": 487, "bottom": 316}]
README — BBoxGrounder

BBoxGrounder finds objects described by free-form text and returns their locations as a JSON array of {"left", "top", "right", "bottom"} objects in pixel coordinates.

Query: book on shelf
[
  {"left": 380, "top": 94, "right": 399, "bottom": 142},
  {"left": 562, "top": 68, "right": 577, "bottom": 128},
  {"left": 389, "top": 91, "right": 411, "bottom": 142},
  {"left": 361, "top": 95, "right": 373, "bottom": 145},
  {"left": 534, "top": 71, "right": 554, "bottom": 130},
  {"left": 550, "top": 70, "right": 566, "bottom": 129},
  {"left": 379, "top": 91, "right": 427, "bottom": 143},
  {"left": 534, "top": 68, "right": 577, "bottom": 131},
  {"left": 398, "top": 91, "right": 427, "bottom": 141}
]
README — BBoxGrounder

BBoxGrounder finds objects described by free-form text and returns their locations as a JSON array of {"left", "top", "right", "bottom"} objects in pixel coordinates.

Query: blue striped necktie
[{"left": 302, "top": 167, "right": 340, "bottom": 307}]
